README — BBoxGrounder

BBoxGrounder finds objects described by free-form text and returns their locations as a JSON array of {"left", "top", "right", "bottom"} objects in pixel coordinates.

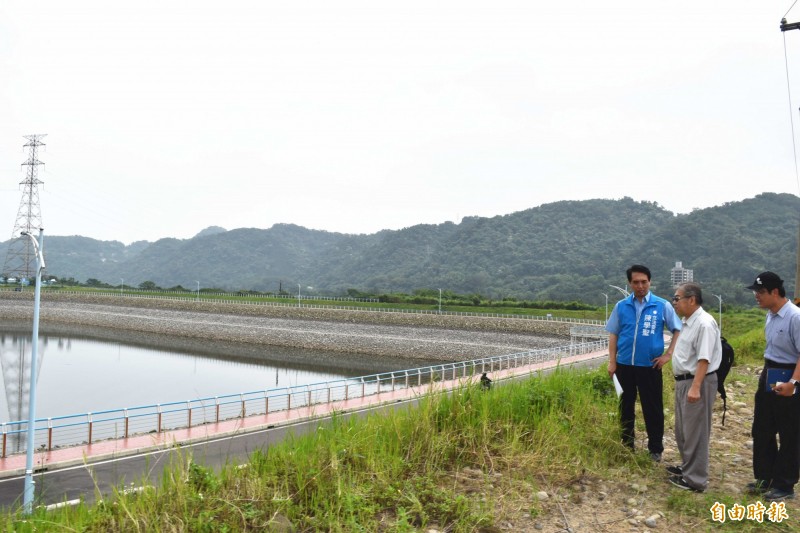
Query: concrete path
[{"left": 0, "top": 347, "right": 607, "bottom": 509}]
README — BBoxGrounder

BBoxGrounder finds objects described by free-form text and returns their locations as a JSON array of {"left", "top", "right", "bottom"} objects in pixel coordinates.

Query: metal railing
[
  {"left": 0, "top": 287, "right": 379, "bottom": 303},
  {"left": 2, "top": 288, "right": 603, "bottom": 325},
  {"left": 0, "top": 339, "right": 608, "bottom": 457},
  {"left": 570, "top": 325, "right": 608, "bottom": 338}
]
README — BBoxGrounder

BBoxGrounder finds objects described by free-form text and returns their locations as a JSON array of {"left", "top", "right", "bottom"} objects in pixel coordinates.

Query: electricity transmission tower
[
  {"left": 2, "top": 134, "right": 47, "bottom": 280},
  {"left": 0, "top": 135, "right": 48, "bottom": 448}
]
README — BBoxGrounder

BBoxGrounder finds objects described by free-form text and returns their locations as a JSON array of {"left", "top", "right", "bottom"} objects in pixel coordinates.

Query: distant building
[{"left": 670, "top": 261, "right": 694, "bottom": 288}]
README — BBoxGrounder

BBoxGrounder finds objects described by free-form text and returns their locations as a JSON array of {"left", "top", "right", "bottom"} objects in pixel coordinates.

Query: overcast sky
[{"left": 1, "top": 1, "right": 800, "bottom": 244}]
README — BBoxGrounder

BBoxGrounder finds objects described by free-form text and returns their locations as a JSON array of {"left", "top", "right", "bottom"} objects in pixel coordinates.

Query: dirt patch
[{"left": 432, "top": 364, "right": 798, "bottom": 532}]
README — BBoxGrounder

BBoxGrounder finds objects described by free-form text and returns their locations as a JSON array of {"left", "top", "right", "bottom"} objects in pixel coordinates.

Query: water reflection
[{"left": 0, "top": 320, "right": 435, "bottom": 424}]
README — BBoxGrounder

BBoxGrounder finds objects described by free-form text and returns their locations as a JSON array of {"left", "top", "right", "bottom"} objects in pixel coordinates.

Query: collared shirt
[
  {"left": 764, "top": 300, "right": 800, "bottom": 365},
  {"left": 605, "top": 292, "right": 682, "bottom": 335},
  {"left": 672, "top": 306, "right": 722, "bottom": 376}
]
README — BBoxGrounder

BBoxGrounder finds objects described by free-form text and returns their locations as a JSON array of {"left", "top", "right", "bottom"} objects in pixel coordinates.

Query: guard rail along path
[{"left": 0, "top": 339, "right": 608, "bottom": 462}]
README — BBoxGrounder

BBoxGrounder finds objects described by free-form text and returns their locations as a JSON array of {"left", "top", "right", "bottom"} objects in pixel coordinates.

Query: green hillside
[{"left": 1, "top": 193, "right": 797, "bottom": 306}]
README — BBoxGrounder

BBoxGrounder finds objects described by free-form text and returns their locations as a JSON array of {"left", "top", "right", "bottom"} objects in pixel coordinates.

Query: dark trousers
[
  {"left": 616, "top": 363, "right": 664, "bottom": 454},
  {"left": 752, "top": 363, "right": 800, "bottom": 492}
]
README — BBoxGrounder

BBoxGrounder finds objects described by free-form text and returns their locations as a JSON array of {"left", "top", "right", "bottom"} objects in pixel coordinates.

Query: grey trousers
[{"left": 674, "top": 373, "right": 717, "bottom": 491}]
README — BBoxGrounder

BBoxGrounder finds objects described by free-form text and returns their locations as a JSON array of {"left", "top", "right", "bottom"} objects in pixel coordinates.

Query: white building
[{"left": 670, "top": 261, "right": 694, "bottom": 288}]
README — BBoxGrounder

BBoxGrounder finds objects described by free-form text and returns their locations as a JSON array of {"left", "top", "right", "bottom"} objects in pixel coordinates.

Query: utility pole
[
  {"left": 3, "top": 135, "right": 47, "bottom": 280},
  {"left": 796, "top": 224, "right": 800, "bottom": 304},
  {"left": 780, "top": 19, "right": 800, "bottom": 302}
]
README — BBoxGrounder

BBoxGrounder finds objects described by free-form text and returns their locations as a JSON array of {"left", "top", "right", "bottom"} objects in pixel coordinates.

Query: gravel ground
[{"left": 0, "top": 298, "right": 571, "bottom": 362}]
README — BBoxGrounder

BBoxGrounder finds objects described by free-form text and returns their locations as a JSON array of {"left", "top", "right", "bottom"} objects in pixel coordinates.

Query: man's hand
[
  {"left": 608, "top": 360, "right": 617, "bottom": 378},
  {"left": 773, "top": 382, "right": 796, "bottom": 397},
  {"left": 688, "top": 384, "right": 701, "bottom": 403},
  {"left": 652, "top": 352, "right": 671, "bottom": 369}
]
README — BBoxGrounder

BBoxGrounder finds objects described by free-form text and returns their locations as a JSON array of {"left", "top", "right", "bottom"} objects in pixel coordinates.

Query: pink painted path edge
[{"left": 0, "top": 348, "right": 608, "bottom": 478}]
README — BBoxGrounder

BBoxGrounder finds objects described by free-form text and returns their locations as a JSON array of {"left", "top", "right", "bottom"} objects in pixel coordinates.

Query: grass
[
  {"left": 0, "top": 308, "right": 783, "bottom": 531},
  {"left": 1, "top": 368, "right": 630, "bottom": 531}
]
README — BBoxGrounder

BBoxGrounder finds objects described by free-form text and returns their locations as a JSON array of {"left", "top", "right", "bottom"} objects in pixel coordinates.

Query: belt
[
  {"left": 674, "top": 370, "right": 717, "bottom": 382},
  {"left": 765, "top": 359, "right": 797, "bottom": 370}
]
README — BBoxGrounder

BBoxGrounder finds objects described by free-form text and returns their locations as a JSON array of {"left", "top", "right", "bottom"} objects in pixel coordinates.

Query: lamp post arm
[{"left": 609, "top": 284, "right": 629, "bottom": 298}]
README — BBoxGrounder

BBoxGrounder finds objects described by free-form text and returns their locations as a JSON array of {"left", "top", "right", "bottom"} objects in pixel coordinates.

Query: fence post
[
  {"left": 157, "top": 405, "right": 162, "bottom": 433},
  {"left": 47, "top": 418, "right": 53, "bottom": 451},
  {"left": 240, "top": 394, "right": 246, "bottom": 418},
  {"left": 307, "top": 386, "right": 312, "bottom": 407},
  {"left": 187, "top": 401, "right": 192, "bottom": 428},
  {"left": 124, "top": 408, "right": 129, "bottom": 438},
  {"left": 88, "top": 412, "right": 93, "bottom": 445},
  {"left": 264, "top": 391, "right": 269, "bottom": 415},
  {"left": 215, "top": 397, "right": 220, "bottom": 424},
  {"left": 2, "top": 423, "right": 6, "bottom": 458}
]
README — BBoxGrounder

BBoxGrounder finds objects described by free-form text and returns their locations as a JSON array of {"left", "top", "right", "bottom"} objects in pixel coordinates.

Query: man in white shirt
[{"left": 667, "top": 282, "right": 722, "bottom": 492}]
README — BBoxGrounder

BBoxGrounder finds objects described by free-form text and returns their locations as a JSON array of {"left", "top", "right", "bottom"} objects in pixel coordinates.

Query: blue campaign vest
[{"left": 615, "top": 294, "right": 670, "bottom": 367}]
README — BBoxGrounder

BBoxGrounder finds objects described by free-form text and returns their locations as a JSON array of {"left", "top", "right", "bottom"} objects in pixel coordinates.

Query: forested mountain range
[{"left": 1, "top": 193, "right": 798, "bottom": 306}]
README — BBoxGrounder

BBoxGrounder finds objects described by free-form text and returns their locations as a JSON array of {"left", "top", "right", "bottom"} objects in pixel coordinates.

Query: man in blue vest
[{"left": 606, "top": 264, "right": 682, "bottom": 461}]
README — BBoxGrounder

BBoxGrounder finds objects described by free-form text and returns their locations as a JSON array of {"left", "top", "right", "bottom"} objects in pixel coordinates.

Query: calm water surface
[{"left": 0, "top": 324, "right": 432, "bottom": 422}]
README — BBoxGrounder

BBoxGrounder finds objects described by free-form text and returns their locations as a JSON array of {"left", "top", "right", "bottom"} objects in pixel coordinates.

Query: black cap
[{"left": 746, "top": 271, "right": 784, "bottom": 291}]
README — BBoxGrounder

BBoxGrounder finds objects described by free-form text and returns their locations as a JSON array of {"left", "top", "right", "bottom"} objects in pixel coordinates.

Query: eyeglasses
[{"left": 672, "top": 295, "right": 688, "bottom": 302}]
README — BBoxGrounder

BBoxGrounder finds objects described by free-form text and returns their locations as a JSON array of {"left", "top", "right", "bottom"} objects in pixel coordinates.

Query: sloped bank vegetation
[
  {"left": 0, "top": 303, "right": 786, "bottom": 531},
  {"left": 4, "top": 367, "right": 624, "bottom": 531}
]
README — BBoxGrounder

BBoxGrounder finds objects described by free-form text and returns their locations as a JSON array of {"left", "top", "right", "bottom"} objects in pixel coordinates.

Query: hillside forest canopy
[{"left": 1, "top": 194, "right": 797, "bottom": 307}]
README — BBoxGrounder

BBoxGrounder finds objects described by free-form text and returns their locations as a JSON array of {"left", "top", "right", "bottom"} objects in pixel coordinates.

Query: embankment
[{"left": 0, "top": 292, "right": 578, "bottom": 362}]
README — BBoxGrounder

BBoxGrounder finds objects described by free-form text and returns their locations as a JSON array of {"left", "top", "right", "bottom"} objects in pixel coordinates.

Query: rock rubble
[{"left": 0, "top": 293, "right": 572, "bottom": 362}]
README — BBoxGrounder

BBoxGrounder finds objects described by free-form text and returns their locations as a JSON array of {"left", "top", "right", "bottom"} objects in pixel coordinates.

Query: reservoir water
[{"left": 0, "top": 321, "right": 435, "bottom": 424}]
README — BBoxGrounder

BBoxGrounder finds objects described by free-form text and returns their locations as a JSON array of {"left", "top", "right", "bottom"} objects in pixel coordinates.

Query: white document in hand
[{"left": 612, "top": 374, "right": 623, "bottom": 397}]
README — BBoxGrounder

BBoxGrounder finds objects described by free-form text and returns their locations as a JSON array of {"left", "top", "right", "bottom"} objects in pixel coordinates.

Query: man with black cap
[{"left": 746, "top": 271, "right": 800, "bottom": 501}]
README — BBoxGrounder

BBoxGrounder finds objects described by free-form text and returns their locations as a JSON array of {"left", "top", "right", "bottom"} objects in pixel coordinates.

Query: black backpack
[{"left": 718, "top": 336, "right": 735, "bottom": 425}]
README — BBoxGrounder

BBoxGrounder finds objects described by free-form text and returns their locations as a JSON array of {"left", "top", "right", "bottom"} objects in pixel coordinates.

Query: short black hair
[{"left": 626, "top": 264, "right": 651, "bottom": 282}]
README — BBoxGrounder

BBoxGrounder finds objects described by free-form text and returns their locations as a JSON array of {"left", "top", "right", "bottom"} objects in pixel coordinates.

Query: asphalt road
[{"left": 0, "top": 400, "right": 412, "bottom": 511}]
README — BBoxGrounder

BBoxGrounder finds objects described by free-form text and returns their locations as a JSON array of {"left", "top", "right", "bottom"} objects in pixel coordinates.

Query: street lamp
[
  {"left": 438, "top": 288, "right": 442, "bottom": 314},
  {"left": 601, "top": 293, "right": 609, "bottom": 322},
  {"left": 713, "top": 294, "right": 723, "bottom": 332},
  {"left": 609, "top": 284, "right": 629, "bottom": 298},
  {"left": 195, "top": 280, "right": 200, "bottom": 301},
  {"left": 20, "top": 229, "right": 45, "bottom": 514}
]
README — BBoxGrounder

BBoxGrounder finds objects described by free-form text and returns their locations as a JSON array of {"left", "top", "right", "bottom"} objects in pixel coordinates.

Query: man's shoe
[
  {"left": 668, "top": 475, "right": 703, "bottom": 493},
  {"left": 764, "top": 488, "right": 795, "bottom": 501},
  {"left": 666, "top": 465, "right": 682, "bottom": 476},
  {"left": 745, "top": 481, "right": 770, "bottom": 495},
  {"left": 649, "top": 452, "right": 662, "bottom": 463}
]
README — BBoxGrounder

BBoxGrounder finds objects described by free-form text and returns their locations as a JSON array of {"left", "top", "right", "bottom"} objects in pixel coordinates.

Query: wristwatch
[{"left": 791, "top": 379, "right": 800, "bottom": 394}]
